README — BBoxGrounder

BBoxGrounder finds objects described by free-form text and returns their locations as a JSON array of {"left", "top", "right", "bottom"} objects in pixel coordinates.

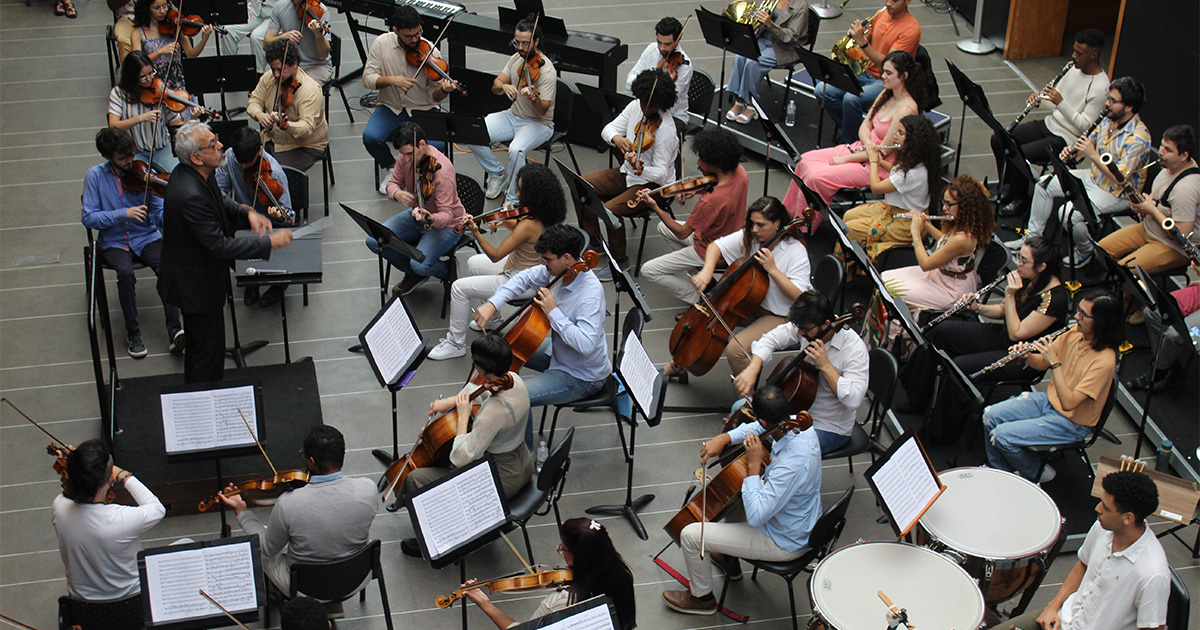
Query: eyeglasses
[
  {"left": 510, "top": 38, "right": 532, "bottom": 49},
  {"left": 1105, "top": 95, "right": 1123, "bottom": 104},
  {"left": 1017, "top": 255, "right": 1033, "bottom": 265},
  {"left": 942, "top": 199, "right": 959, "bottom": 207},
  {"left": 1075, "top": 306, "right": 1093, "bottom": 319}
]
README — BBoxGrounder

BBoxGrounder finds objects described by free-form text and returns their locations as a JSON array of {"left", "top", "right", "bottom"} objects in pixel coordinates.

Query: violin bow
[
  {"left": 142, "top": 0, "right": 192, "bottom": 207},
  {"left": 632, "top": 70, "right": 664, "bottom": 174},
  {"left": 0, "top": 614, "right": 41, "bottom": 630},
  {"left": 198, "top": 590, "right": 253, "bottom": 630},
  {"left": 1, "top": 397, "right": 69, "bottom": 450},
  {"left": 498, "top": 531, "right": 537, "bottom": 574},
  {"left": 519, "top": 12, "right": 542, "bottom": 101},
  {"left": 409, "top": 13, "right": 457, "bottom": 81},
  {"left": 689, "top": 284, "right": 754, "bottom": 365},
  {"left": 237, "top": 408, "right": 278, "bottom": 476}
]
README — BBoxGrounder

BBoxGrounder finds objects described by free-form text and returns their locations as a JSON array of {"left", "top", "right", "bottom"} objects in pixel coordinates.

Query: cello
[{"left": 759, "top": 303, "right": 867, "bottom": 412}]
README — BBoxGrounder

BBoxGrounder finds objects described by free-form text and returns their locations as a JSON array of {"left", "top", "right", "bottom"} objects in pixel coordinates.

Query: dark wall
[{"left": 1109, "top": 0, "right": 1198, "bottom": 138}]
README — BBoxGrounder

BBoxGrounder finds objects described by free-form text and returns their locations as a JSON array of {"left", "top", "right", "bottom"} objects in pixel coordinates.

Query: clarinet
[
  {"left": 1101, "top": 153, "right": 1199, "bottom": 265},
  {"left": 920, "top": 273, "right": 1007, "bottom": 333},
  {"left": 1063, "top": 108, "right": 1109, "bottom": 168},
  {"left": 1007, "top": 61, "right": 1073, "bottom": 133},
  {"left": 969, "top": 327, "right": 1070, "bottom": 380}
]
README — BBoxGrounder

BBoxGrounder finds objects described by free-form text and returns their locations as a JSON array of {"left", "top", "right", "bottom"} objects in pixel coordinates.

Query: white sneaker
[
  {"left": 427, "top": 338, "right": 467, "bottom": 361},
  {"left": 1038, "top": 464, "right": 1057, "bottom": 484},
  {"left": 377, "top": 177, "right": 390, "bottom": 196},
  {"left": 469, "top": 316, "right": 503, "bottom": 332},
  {"left": 484, "top": 172, "right": 507, "bottom": 199},
  {"left": 1002, "top": 236, "right": 1025, "bottom": 252}
]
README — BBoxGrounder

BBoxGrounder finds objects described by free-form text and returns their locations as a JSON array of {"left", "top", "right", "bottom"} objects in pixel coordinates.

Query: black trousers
[
  {"left": 182, "top": 309, "right": 225, "bottom": 384},
  {"left": 990, "top": 119, "right": 1068, "bottom": 199},
  {"left": 101, "top": 241, "right": 181, "bottom": 336}
]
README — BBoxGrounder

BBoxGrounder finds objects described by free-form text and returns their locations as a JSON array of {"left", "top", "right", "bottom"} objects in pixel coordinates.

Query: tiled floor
[{"left": 1, "top": 1, "right": 1196, "bottom": 628}]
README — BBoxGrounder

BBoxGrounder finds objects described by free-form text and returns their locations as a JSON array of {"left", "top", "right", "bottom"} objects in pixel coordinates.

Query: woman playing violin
[
  {"left": 108, "top": 51, "right": 190, "bottom": 171},
  {"left": 263, "top": 0, "right": 332, "bottom": 85},
  {"left": 462, "top": 517, "right": 636, "bottom": 630},
  {"left": 662, "top": 385, "right": 821, "bottom": 616},
  {"left": 429, "top": 165, "right": 565, "bottom": 361},
  {"left": 130, "top": 0, "right": 213, "bottom": 92}
]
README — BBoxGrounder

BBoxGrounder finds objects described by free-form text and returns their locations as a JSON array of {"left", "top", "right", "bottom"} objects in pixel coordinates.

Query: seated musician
[
  {"left": 108, "top": 51, "right": 188, "bottom": 171},
  {"left": 984, "top": 470, "right": 1170, "bottom": 630},
  {"left": 840, "top": 114, "right": 943, "bottom": 261},
  {"left": 464, "top": 15, "right": 557, "bottom": 205},
  {"left": 248, "top": 40, "right": 331, "bottom": 172},
  {"left": 733, "top": 291, "right": 869, "bottom": 453},
  {"left": 1128, "top": 262, "right": 1200, "bottom": 392},
  {"left": 82, "top": 127, "right": 184, "bottom": 358},
  {"left": 130, "top": 0, "right": 214, "bottom": 92},
  {"left": 364, "top": 122, "right": 465, "bottom": 297},
  {"left": 881, "top": 175, "right": 995, "bottom": 312},
  {"left": 1099, "top": 125, "right": 1199, "bottom": 279},
  {"left": 574, "top": 68, "right": 678, "bottom": 279},
  {"left": 281, "top": 597, "right": 331, "bottom": 630},
  {"left": 52, "top": 439, "right": 166, "bottom": 604},
  {"left": 816, "top": 0, "right": 920, "bottom": 144},
  {"left": 982, "top": 289, "right": 1121, "bottom": 483},
  {"left": 429, "top": 165, "right": 565, "bottom": 361},
  {"left": 219, "top": 0, "right": 271, "bottom": 74},
  {"left": 626, "top": 17, "right": 692, "bottom": 125},
  {"left": 1005, "top": 77, "right": 1152, "bottom": 269},
  {"left": 263, "top": 0, "right": 332, "bottom": 85},
  {"left": 472, "top": 225, "right": 610, "bottom": 446},
  {"left": 461, "top": 518, "right": 636, "bottom": 630},
  {"left": 362, "top": 6, "right": 454, "bottom": 193},
  {"left": 669, "top": 197, "right": 812, "bottom": 377},
  {"left": 782, "top": 50, "right": 924, "bottom": 230},
  {"left": 723, "top": 0, "right": 810, "bottom": 124},
  {"left": 641, "top": 126, "right": 748, "bottom": 308},
  {"left": 900, "top": 236, "right": 1068, "bottom": 442},
  {"left": 218, "top": 425, "right": 378, "bottom": 594},
  {"left": 662, "top": 385, "right": 821, "bottom": 615},
  {"left": 990, "top": 29, "right": 1109, "bottom": 217}
]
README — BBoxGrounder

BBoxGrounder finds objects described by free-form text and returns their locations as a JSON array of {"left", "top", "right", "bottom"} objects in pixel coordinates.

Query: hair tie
[{"left": 588, "top": 519, "right": 602, "bottom": 531}]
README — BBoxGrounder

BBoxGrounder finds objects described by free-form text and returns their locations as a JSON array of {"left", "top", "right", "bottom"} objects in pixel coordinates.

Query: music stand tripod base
[
  {"left": 812, "top": 0, "right": 842, "bottom": 19},
  {"left": 586, "top": 494, "right": 655, "bottom": 540},
  {"left": 957, "top": 36, "right": 997, "bottom": 55}
]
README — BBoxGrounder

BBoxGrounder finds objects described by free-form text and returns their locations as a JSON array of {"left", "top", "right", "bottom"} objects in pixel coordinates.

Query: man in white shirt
[
  {"left": 625, "top": 17, "right": 692, "bottom": 125},
  {"left": 732, "top": 291, "right": 869, "bottom": 453},
  {"left": 987, "top": 470, "right": 1171, "bottom": 630}
]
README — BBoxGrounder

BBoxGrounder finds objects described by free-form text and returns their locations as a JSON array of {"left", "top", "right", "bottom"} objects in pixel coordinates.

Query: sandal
[
  {"left": 734, "top": 107, "right": 758, "bottom": 124},
  {"left": 62, "top": 0, "right": 77, "bottom": 18},
  {"left": 54, "top": 0, "right": 66, "bottom": 15},
  {"left": 725, "top": 101, "right": 745, "bottom": 121}
]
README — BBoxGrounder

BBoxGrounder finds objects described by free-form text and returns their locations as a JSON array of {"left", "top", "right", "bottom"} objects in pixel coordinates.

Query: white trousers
[
  {"left": 641, "top": 223, "right": 702, "bottom": 304},
  {"left": 680, "top": 521, "right": 800, "bottom": 597},
  {"left": 446, "top": 254, "right": 535, "bottom": 345}
]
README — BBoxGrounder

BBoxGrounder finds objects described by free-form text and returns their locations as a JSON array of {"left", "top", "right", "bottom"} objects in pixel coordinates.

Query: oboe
[
  {"left": 894, "top": 212, "right": 954, "bottom": 220},
  {"left": 920, "top": 273, "right": 1007, "bottom": 333},
  {"left": 1063, "top": 108, "right": 1110, "bottom": 168},
  {"left": 1007, "top": 61, "right": 1073, "bottom": 133},
  {"left": 969, "top": 326, "right": 1070, "bottom": 380}
]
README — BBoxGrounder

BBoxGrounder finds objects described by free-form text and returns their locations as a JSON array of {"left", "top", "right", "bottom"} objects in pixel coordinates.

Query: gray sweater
[{"left": 237, "top": 475, "right": 378, "bottom": 565}]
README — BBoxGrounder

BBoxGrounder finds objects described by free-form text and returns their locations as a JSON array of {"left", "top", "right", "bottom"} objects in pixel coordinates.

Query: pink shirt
[{"left": 386, "top": 146, "right": 466, "bottom": 228}]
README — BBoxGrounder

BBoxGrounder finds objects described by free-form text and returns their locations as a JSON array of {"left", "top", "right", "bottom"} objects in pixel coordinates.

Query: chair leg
[
  {"left": 376, "top": 574, "right": 395, "bottom": 630},
  {"left": 337, "top": 85, "right": 355, "bottom": 123},
  {"left": 548, "top": 406, "right": 563, "bottom": 445},
  {"left": 538, "top": 406, "right": 549, "bottom": 436},
  {"left": 322, "top": 152, "right": 331, "bottom": 217},
  {"left": 566, "top": 143, "right": 581, "bottom": 174},
  {"left": 716, "top": 577, "right": 733, "bottom": 615},
  {"left": 519, "top": 522, "right": 536, "bottom": 566},
  {"left": 846, "top": 455, "right": 854, "bottom": 473},
  {"left": 441, "top": 278, "right": 451, "bottom": 319},
  {"left": 634, "top": 217, "right": 649, "bottom": 277},
  {"left": 786, "top": 578, "right": 799, "bottom": 630}
]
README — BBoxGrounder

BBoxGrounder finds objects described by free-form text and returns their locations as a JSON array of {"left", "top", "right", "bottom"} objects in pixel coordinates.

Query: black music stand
[
  {"left": 182, "top": 55, "right": 259, "bottom": 120},
  {"left": 410, "top": 109, "right": 491, "bottom": 165},
  {"left": 186, "top": 0, "right": 248, "bottom": 56},
  {"left": 861, "top": 255, "right": 927, "bottom": 350},
  {"left": 555, "top": 158, "right": 621, "bottom": 231},
  {"left": 1046, "top": 153, "right": 1100, "bottom": 283},
  {"left": 924, "top": 347, "right": 983, "bottom": 457},
  {"left": 497, "top": 6, "right": 567, "bottom": 37},
  {"left": 946, "top": 60, "right": 1001, "bottom": 178},
  {"left": 234, "top": 228, "right": 323, "bottom": 363},
  {"left": 695, "top": 6, "right": 759, "bottom": 128},
  {"left": 448, "top": 68, "right": 512, "bottom": 119},
  {"left": 599, "top": 237, "right": 653, "bottom": 357},
  {"left": 341, "top": 202, "right": 424, "bottom": 352},
  {"left": 794, "top": 47, "right": 863, "bottom": 147},
  {"left": 756, "top": 108, "right": 803, "bottom": 196},
  {"left": 224, "top": 273, "right": 268, "bottom": 368},
  {"left": 574, "top": 83, "right": 633, "bottom": 153}
]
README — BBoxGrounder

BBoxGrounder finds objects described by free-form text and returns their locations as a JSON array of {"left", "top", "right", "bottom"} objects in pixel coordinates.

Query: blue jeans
[
  {"left": 730, "top": 398, "right": 850, "bottom": 453},
  {"left": 815, "top": 72, "right": 884, "bottom": 144},
  {"left": 727, "top": 36, "right": 776, "bottom": 103},
  {"left": 137, "top": 146, "right": 178, "bottom": 173},
  {"left": 362, "top": 106, "right": 446, "bottom": 169},
  {"left": 465, "top": 110, "right": 553, "bottom": 205},
  {"left": 365, "top": 209, "right": 459, "bottom": 279},
  {"left": 523, "top": 342, "right": 605, "bottom": 449},
  {"left": 982, "top": 392, "right": 1092, "bottom": 480}
]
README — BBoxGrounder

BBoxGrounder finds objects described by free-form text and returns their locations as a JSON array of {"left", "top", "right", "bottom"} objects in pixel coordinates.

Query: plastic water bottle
[
  {"left": 1189, "top": 326, "right": 1200, "bottom": 354},
  {"left": 1155, "top": 439, "right": 1173, "bottom": 473},
  {"left": 535, "top": 440, "right": 549, "bottom": 472},
  {"left": 784, "top": 100, "right": 796, "bottom": 128}
]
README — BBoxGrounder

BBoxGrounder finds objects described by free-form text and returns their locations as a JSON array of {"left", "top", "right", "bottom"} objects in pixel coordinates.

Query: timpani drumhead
[
  {"left": 810, "top": 542, "right": 985, "bottom": 630},
  {"left": 921, "top": 467, "right": 1061, "bottom": 560}
]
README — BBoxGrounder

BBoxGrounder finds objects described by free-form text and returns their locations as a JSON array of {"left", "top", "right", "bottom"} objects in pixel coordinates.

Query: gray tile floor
[{"left": 1, "top": 1, "right": 1197, "bottom": 628}]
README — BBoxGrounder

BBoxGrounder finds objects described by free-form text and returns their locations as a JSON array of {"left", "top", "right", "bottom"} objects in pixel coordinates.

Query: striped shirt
[{"left": 1087, "top": 114, "right": 1152, "bottom": 196}]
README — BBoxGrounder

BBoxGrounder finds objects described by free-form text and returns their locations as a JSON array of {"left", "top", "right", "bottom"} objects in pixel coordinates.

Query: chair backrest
[
  {"left": 1167, "top": 565, "right": 1191, "bottom": 630},
  {"left": 688, "top": 70, "right": 716, "bottom": 117},
  {"left": 808, "top": 486, "right": 854, "bottom": 560},
  {"left": 975, "top": 236, "right": 1011, "bottom": 291},
  {"left": 282, "top": 164, "right": 310, "bottom": 225},
  {"left": 914, "top": 45, "right": 941, "bottom": 110},
  {"left": 867, "top": 347, "right": 899, "bottom": 436},
  {"left": 329, "top": 33, "right": 343, "bottom": 75},
  {"left": 59, "top": 594, "right": 145, "bottom": 630},
  {"left": 290, "top": 539, "right": 381, "bottom": 601},
  {"left": 811, "top": 254, "right": 845, "bottom": 306},
  {"left": 456, "top": 172, "right": 485, "bottom": 215},
  {"left": 537, "top": 427, "right": 575, "bottom": 492},
  {"left": 1083, "top": 376, "right": 1120, "bottom": 448},
  {"left": 804, "top": 7, "right": 821, "bottom": 51}
]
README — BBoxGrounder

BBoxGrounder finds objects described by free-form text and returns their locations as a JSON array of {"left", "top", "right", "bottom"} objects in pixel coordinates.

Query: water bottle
[
  {"left": 784, "top": 100, "right": 796, "bottom": 128},
  {"left": 1189, "top": 325, "right": 1200, "bottom": 354},
  {"left": 535, "top": 439, "right": 549, "bottom": 472},
  {"left": 1155, "top": 439, "right": 1173, "bottom": 473}
]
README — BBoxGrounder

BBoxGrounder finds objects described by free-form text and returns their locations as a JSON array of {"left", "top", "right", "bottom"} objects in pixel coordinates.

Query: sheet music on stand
[
  {"left": 508, "top": 596, "right": 619, "bottom": 630},
  {"left": 359, "top": 295, "right": 426, "bottom": 388},
  {"left": 159, "top": 380, "right": 264, "bottom": 458},
  {"left": 619, "top": 331, "right": 666, "bottom": 425},
  {"left": 405, "top": 456, "right": 509, "bottom": 569},
  {"left": 864, "top": 432, "right": 945, "bottom": 537},
  {"left": 139, "top": 535, "right": 262, "bottom": 628}
]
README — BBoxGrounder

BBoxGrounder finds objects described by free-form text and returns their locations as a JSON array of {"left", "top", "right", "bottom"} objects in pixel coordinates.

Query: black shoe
[
  {"left": 1125, "top": 369, "right": 1158, "bottom": 391},
  {"left": 997, "top": 197, "right": 1029, "bottom": 218},
  {"left": 258, "top": 285, "right": 285, "bottom": 308},
  {"left": 393, "top": 274, "right": 429, "bottom": 297},
  {"left": 243, "top": 286, "right": 260, "bottom": 305},
  {"left": 400, "top": 537, "right": 422, "bottom": 558},
  {"left": 710, "top": 552, "right": 742, "bottom": 582}
]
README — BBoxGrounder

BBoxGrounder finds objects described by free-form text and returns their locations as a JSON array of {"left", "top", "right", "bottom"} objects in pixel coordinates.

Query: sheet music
[
  {"left": 535, "top": 603, "right": 615, "bottom": 630},
  {"left": 363, "top": 298, "right": 422, "bottom": 385},
  {"left": 161, "top": 385, "right": 257, "bottom": 454},
  {"left": 620, "top": 332, "right": 659, "bottom": 418},
  {"left": 410, "top": 462, "right": 506, "bottom": 558},
  {"left": 870, "top": 437, "right": 942, "bottom": 535},
  {"left": 144, "top": 542, "right": 257, "bottom": 624}
]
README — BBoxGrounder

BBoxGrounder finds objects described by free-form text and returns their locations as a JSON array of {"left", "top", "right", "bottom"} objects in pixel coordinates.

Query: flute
[
  {"left": 1007, "top": 61, "right": 1073, "bottom": 133},
  {"left": 848, "top": 143, "right": 900, "bottom": 153},
  {"left": 969, "top": 326, "right": 1070, "bottom": 380},
  {"left": 920, "top": 273, "right": 1007, "bottom": 333},
  {"left": 894, "top": 212, "right": 954, "bottom": 220}
]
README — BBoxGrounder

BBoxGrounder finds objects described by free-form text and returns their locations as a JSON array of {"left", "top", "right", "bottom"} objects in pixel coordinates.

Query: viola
[
  {"left": 296, "top": 0, "right": 331, "bottom": 34},
  {"left": 242, "top": 156, "right": 292, "bottom": 225},
  {"left": 658, "top": 50, "right": 686, "bottom": 81},
  {"left": 140, "top": 77, "right": 221, "bottom": 119},
  {"left": 47, "top": 443, "right": 117, "bottom": 504},
  {"left": 456, "top": 205, "right": 531, "bottom": 234},
  {"left": 437, "top": 566, "right": 572, "bottom": 608},
  {"left": 763, "top": 304, "right": 867, "bottom": 411},
  {"left": 404, "top": 39, "right": 466, "bottom": 94},
  {"left": 159, "top": 9, "right": 227, "bottom": 36},
  {"left": 197, "top": 470, "right": 310, "bottom": 512},
  {"left": 630, "top": 113, "right": 662, "bottom": 176},
  {"left": 123, "top": 160, "right": 171, "bottom": 198}
]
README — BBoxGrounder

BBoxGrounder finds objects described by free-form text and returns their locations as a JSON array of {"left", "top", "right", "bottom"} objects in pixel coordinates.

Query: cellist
[
  {"left": 733, "top": 291, "right": 870, "bottom": 453},
  {"left": 662, "top": 385, "right": 822, "bottom": 616}
]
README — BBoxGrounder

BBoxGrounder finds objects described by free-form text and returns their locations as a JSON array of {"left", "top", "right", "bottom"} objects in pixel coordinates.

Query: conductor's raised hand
[{"left": 269, "top": 229, "right": 293, "bottom": 249}]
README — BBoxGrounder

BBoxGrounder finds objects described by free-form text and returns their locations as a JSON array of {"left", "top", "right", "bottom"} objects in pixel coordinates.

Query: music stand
[
  {"left": 555, "top": 158, "right": 621, "bottom": 231},
  {"left": 946, "top": 60, "right": 1002, "bottom": 177},
  {"left": 926, "top": 346, "right": 983, "bottom": 451},
  {"left": 695, "top": 6, "right": 759, "bottom": 128},
  {"left": 862, "top": 257, "right": 927, "bottom": 349},
  {"left": 794, "top": 47, "right": 863, "bottom": 146},
  {"left": 185, "top": 0, "right": 248, "bottom": 56},
  {"left": 182, "top": 55, "right": 259, "bottom": 120},
  {"left": 755, "top": 108, "right": 803, "bottom": 195},
  {"left": 575, "top": 84, "right": 633, "bottom": 120},
  {"left": 1128, "top": 266, "right": 1188, "bottom": 457},
  {"left": 447, "top": 68, "right": 511, "bottom": 119},
  {"left": 235, "top": 227, "right": 323, "bottom": 363},
  {"left": 410, "top": 110, "right": 491, "bottom": 165},
  {"left": 598, "top": 237, "right": 653, "bottom": 358},
  {"left": 341, "top": 202, "right": 424, "bottom": 351},
  {"left": 574, "top": 83, "right": 634, "bottom": 153},
  {"left": 139, "top": 535, "right": 262, "bottom": 629},
  {"left": 497, "top": 6, "right": 567, "bottom": 38}
]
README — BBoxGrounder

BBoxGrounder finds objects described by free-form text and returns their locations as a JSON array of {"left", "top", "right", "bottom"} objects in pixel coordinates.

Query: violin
[
  {"left": 668, "top": 215, "right": 811, "bottom": 377},
  {"left": 272, "top": 77, "right": 296, "bottom": 131},
  {"left": 658, "top": 50, "right": 686, "bottom": 81},
  {"left": 627, "top": 175, "right": 717, "bottom": 209},
  {"left": 405, "top": 39, "right": 466, "bottom": 94},
  {"left": 438, "top": 566, "right": 572, "bottom": 608},
  {"left": 414, "top": 152, "right": 441, "bottom": 230},
  {"left": 516, "top": 14, "right": 544, "bottom": 103},
  {"left": 140, "top": 77, "right": 221, "bottom": 119},
  {"left": 243, "top": 155, "right": 292, "bottom": 225},
  {"left": 47, "top": 443, "right": 117, "bottom": 504},
  {"left": 296, "top": 0, "right": 331, "bottom": 35},
  {"left": 630, "top": 113, "right": 662, "bottom": 176},
  {"left": 456, "top": 205, "right": 531, "bottom": 234},
  {"left": 197, "top": 470, "right": 310, "bottom": 512},
  {"left": 123, "top": 159, "right": 171, "bottom": 198},
  {"left": 381, "top": 374, "right": 515, "bottom": 509},
  {"left": 762, "top": 304, "right": 867, "bottom": 411},
  {"left": 159, "top": 9, "right": 226, "bottom": 36}
]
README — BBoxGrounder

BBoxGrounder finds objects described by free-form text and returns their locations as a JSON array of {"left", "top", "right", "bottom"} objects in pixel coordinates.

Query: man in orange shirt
[{"left": 817, "top": 0, "right": 921, "bottom": 143}]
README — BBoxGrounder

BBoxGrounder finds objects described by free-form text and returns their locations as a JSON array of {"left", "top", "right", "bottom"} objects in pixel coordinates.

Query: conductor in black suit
[{"left": 159, "top": 120, "right": 294, "bottom": 384}]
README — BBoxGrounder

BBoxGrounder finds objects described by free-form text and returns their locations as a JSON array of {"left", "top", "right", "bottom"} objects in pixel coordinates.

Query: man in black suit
[{"left": 159, "top": 120, "right": 293, "bottom": 383}]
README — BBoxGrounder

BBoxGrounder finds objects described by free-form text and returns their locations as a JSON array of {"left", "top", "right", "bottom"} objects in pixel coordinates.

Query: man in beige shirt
[{"left": 247, "top": 39, "right": 329, "bottom": 171}]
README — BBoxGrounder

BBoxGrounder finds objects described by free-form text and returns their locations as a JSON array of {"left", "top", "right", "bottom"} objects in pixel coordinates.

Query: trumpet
[
  {"left": 894, "top": 212, "right": 953, "bottom": 220},
  {"left": 722, "top": 0, "right": 778, "bottom": 36},
  {"left": 1103, "top": 153, "right": 1200, "bottom": 265},
  {"left": 921, "top": 273, "right": 1007, "bottom": 333},
  {"left": 1062, "top": 107, "right": 1109, "bottom": 168},
  {"left": 1007, "top": 61, "right": 1073, "bottom": 133},
  {"left": 969, "top": 326, "right": 1070, "bottom": 380},
  {"left": 849, "top": 143, "right": 900, "bottom": 153}
]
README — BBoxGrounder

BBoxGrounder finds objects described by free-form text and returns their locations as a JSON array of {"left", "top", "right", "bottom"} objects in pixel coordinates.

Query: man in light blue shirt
[
  {"left": 473, "top": 225, "right": 610, "bottom": 446},
  {"left": 663, "top": 385, "right": 822, "bottom": 616}
]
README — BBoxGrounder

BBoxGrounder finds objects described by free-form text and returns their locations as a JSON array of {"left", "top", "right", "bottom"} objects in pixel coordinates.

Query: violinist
[
  {"left": 83, "top": 128, "right": 183, "bottom": 358},
  {"left": 723, "top": 0, "right": 810, "bottom": 124},
  {"left": 460, "top": 518, "right": 636, "bottom": 630},
  {"left": 640, "top": 127, "right": 748, "bottom": 307},
  {"left": 247, "top": 40, "right": 330, "bottom": 172},
  {"left": 108, "top": 51, "right": 186, "bottom": 171},
  {"left": 625, "top": 17, "right": 692, "bottom": 124},
  {"left": 464, "top": 15, "right": 557, "bottom": 205},
  {"left": 398, "top": 336, "right": 533, "bottom": 556},
  {"left": 217, "top": 425, "right": 378, "bottom": 593},
  {"left": 263, "top": 0, "right": 332, "bottom": 85},
  {"left": 662, "top": 385, "right": 821, "bottom": 616},
  {"left": 52, "top": 439, "right": 166, "bottom": 604},
  {"left": 574, "top": 68, "right": 678, "bottom": 280},
  {"left": 362, "top": 6, "right": 453, "bottom": 184},
  {"left": 130, "top": 0, "right": 213, "bottom": 92},
  {"left": 734, "top": 291, "right": 869, "bottom": 453},
  {"left": 429, "top": 165, "right": 565, "bottom": 361},
  {"left": 364, "top": 122, "right": 465, "bottom": 297}
]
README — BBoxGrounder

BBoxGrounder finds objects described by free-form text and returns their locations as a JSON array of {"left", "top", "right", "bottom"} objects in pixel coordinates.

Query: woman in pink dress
[{"left": 782, "top": 50, "right": 924, "bottom": 229}]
